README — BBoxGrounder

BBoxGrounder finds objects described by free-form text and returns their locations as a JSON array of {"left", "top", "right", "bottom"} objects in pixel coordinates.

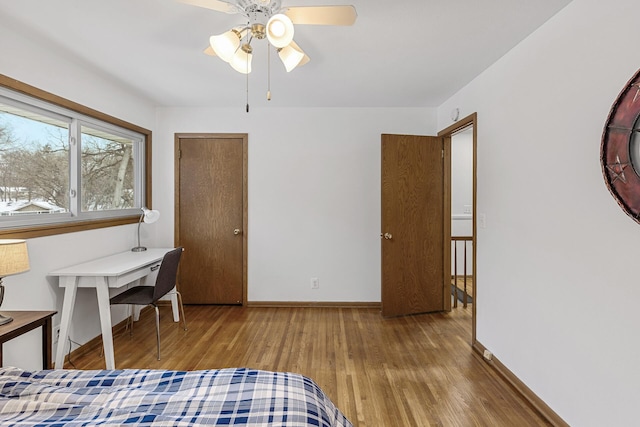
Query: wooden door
[
  {"left": 381, "top": 134, "right": 451, "bottom": 317},
  {"left": 175, "top": 134, "right": 247, "bottom": 304}
]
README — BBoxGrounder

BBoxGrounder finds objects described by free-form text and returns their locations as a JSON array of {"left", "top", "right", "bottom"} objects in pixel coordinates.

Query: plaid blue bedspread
[{"left": 0, "top": 367, "right": 352, "bottom": 426}]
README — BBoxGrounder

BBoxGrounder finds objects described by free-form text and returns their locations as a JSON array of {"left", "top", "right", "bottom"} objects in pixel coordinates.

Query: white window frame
[{"left": 0, "top": 83, "right": 149, "bottom": 232}]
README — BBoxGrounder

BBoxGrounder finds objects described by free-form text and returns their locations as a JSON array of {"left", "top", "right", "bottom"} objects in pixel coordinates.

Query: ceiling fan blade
[
  {"left": 284, "top": 5, "right": 357, "bottom": 26},
  {"left": 203, "top": 46, "right": 217, "bottom": 56},
  {"left": 177, "top": 0, "right": 239, "bottom": 14}
]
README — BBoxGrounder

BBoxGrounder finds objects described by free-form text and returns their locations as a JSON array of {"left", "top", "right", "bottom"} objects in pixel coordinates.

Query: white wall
[
  {"left": 451, "top": 128, "right": 474, "bottom": 223},
  {"left": 155, "top": 107, "right": 436, "bottom": 302},
  {"left": 451, "top": 128, "right": 473, "bottom": 274},
  {"left": 0, "top": 22, "right": 157, "bottom": 369},
  {"left": 438, "top": 0, "right": 640, "bottom": 425}
]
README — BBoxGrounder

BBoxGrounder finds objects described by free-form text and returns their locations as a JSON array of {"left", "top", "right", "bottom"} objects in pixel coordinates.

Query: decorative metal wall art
[{"left": 601, "top": 68, "right": 640, "bottom": 224}]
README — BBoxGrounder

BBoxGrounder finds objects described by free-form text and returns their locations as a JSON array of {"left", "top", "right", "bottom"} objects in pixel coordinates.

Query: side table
[{"left": 0, "top": 311, "right": 57, "bottom": 370}]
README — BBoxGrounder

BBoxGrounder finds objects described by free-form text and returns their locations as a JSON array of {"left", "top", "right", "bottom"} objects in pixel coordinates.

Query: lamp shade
[
  {"left": 266, "top": 14, "right": 294, "bottom": 48},
  {"left": 278, "top": 41, "right": 310, "bottom": 72},
  {"left": 142, "top": 207, "right": 160, "bottom": 224},
  {"left": 0, "top": 239, "right": 30, "bottom": 277},
  {"left": 210, "top": 29, "right": 241, "bottom": 63},
  {"left": 230, "top": 46, "right": 253, "bottom": 74}
]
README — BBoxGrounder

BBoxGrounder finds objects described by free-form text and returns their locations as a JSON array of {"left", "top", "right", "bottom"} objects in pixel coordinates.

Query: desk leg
[
  {"left": 133, "top": 305, "right": 141, "bottom": 322},
  {"left": 170, "top": 288, "right": 179, "bottom": 322},
  {"left": 55, "top": 277, "right": 78, "bottom": 369},
  {"left": 132, "top": 279, "right": 142, "bottom": 322},
  {"left": 42, "top": 317, "right": 53, "bottom": 369},
  {"left": 95, "top": 276, "right": 115, "bottom": 369}
]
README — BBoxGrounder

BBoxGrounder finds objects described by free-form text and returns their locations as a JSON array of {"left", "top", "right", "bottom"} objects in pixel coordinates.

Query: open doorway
[
  {"left": 451, "top": 127, "right": 473, "bottom": 309},
  {"left": 439, "top": 114, "right": 477, "bottom": 343}
]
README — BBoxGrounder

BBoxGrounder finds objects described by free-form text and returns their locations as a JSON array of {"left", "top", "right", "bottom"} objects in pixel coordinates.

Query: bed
[{"left": 0, "top": 366, "right": 353, "bottom": 426}]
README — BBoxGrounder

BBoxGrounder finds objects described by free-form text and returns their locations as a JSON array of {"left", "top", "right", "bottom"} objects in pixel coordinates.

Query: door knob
[
  {"left": 234, "top": 228, "right": 242, "bottom": 235},
  {"left": 384, "top": 232, "right": 393, "bottom": 240}
]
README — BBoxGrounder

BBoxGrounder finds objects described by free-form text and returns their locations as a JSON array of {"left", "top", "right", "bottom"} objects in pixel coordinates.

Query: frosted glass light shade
[
  {"left": 278, "top": 41, "right": 310, "bottom": 72},
  {"left": 0, "top": 239, "right": 30, "bottom": 277},
  {"left": 266, "top": 14, "right": 294, "bottom": 48},
  {"left": 230, "top": 48, "right": 252, "bottom": 74},
  {"left": 210, "top": 30, "right": 241, "bottom": 63},
  {"left": 278, "top": 44, "right": 304, "bottom": 72}
]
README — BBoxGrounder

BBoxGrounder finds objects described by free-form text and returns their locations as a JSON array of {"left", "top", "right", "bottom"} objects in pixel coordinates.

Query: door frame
[
  {"left": 438, "top": 113, "right": 477, "bottom": 344},
  {"left": 173, "top": 133, "right": 249, "bottom": 306}
]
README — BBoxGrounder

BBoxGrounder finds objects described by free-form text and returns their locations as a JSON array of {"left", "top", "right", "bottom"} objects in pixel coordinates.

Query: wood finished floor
[
  {"left": 452, "top": 277, "right": 473, "bottom": 301},
  {"left": 67, "top": 305, "right": 549, "bottom": 426}
]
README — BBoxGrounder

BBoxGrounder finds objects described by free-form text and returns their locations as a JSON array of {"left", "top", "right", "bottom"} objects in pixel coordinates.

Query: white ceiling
[{"left": 0, "top": 0, "right": 573, "bottom": 109}]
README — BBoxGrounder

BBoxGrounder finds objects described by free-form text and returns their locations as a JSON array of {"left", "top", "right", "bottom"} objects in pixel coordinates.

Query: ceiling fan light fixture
[
  {"left": 230, "top": 43, "right": 253, "bottom": 74},
  {"left": 278, "top": 44, "right": 304, "bottom": 72},
  {"left": 266, "top": 13, "right": 294, "bottom": 48},
  {"left": 251, "top": 23, "right": 266, "bottom": 39},
  {"left": 210, "top": 29, "right": 241, "bottom": 63}
]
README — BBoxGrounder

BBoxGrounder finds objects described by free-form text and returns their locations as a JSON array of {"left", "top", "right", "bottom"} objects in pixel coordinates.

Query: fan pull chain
[
  {"left": 245, "top": 26, "right": 250, "bottom": 113},
  {"left": 267, "top": 44, "right": 272, "bottom": 101},
  {"left": 246, "top": 51, "right": 250, "bottom": 113}
]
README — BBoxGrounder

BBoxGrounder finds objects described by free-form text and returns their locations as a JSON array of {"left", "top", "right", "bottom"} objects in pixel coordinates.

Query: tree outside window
[
  {"left": 81, "top": 126, "right": 134, "bottom": 212},
  {"left": 0, "top": 110, "right": 70, "bottom": 216}
]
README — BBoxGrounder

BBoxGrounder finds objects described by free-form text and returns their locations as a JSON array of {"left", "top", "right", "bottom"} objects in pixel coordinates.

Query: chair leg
[
  {"left": 176, "top": 291, "right": 187, "bottom": 331},
  {"left": 154, "top": 305, "right": 160, "bottom": 360},
  {"left": 128, "top": 305, "right": 134, "bottom": 336}
]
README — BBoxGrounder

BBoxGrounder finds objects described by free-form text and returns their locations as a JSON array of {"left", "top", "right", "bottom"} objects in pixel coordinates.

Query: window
[
  {"left": 0, "top": 102, "right": 70, "bottom": 219},
  {"left": 0, "top": 77, "right": 151, "bottom": 236},
  {"left": 80, "top": 124, "right": 137, "bottom": 212}
]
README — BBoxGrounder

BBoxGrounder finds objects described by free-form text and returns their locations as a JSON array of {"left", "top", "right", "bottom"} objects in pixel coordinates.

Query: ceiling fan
[{"left": 178, "top": 0, "right": 357, "bottom": 74}]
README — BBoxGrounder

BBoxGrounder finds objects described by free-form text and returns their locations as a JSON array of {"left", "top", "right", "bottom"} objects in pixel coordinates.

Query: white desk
[{"left": 49, "top": 248, "right": 177, "bottom": 369}]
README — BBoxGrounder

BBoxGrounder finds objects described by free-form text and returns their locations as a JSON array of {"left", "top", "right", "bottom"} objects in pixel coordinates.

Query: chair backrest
[{"left": 153, "top": 247, "right": 183, "bottom": 301}]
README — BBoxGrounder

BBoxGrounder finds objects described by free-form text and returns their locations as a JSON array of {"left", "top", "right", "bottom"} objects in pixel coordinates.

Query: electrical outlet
[
  {"left": 53, "top": 325, "right": 61, "bottom": 343},
  {"left": 311, "top": 277, "right": 319, "bottom": 289},
  {"left": 478, "top": 213, "right": 486, "bottom": 229},
  {"left": 483, "top": 349, "right": 493, "bottom": 361}
]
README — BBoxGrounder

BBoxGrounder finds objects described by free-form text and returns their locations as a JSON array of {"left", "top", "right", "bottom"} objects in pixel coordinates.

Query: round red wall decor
[{"left": 601, "top": 68, "right": 640, "bottom": 224}]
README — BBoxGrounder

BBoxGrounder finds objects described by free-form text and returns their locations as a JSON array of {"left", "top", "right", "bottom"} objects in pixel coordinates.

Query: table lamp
[
  {"left": 132, "top": 207, "right": 160, "bottom": 252},
  {"left": 0, "top": 239, "right": 30, "bottom": 325}
]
